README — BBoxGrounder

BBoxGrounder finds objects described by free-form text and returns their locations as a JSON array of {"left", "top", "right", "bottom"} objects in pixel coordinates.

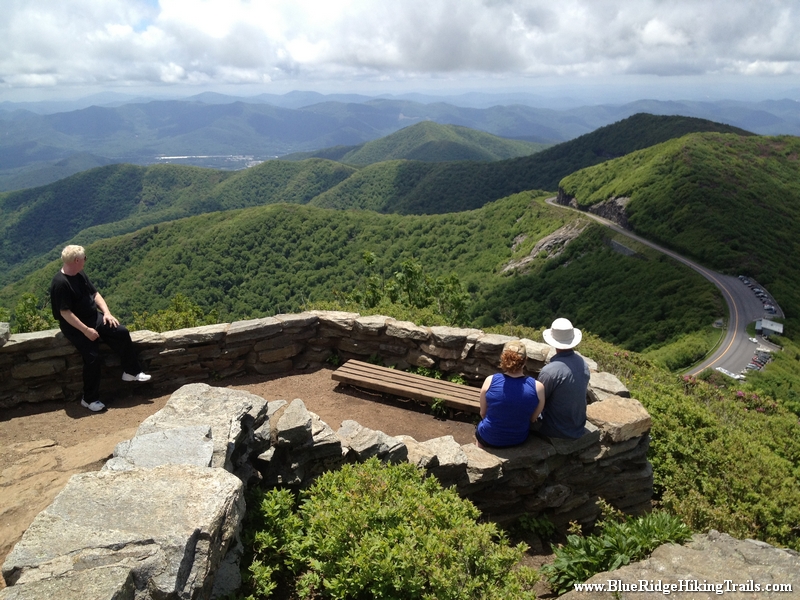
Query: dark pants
[{"left": 62, "top": 313, "right": 142, "bottom": 403}]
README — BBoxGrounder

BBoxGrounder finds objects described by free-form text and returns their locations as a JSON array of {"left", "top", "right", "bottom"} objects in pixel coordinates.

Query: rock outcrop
[{"left": 561, "top": 530, "right": 800, "bottom": 599}]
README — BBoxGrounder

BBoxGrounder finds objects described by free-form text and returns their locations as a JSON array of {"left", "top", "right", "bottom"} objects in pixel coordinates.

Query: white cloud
[{"left": 0, "top": 0, "right": 799, "bottom": 97}]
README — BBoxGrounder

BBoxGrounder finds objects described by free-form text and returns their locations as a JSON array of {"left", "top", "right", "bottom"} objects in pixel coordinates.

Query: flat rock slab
[
  {"left": 589, "top": 371, "right": 630, "bottom": 399},
  {"left": 337, "top": 420, "right": 408, "bottom": 464},
  {"left": 587, "top": 396, "right": 651, "bottom": 443},
  {"left": 0, "top": 565, "right": 134, "bottom": 600},
  {"left": 460, "top": 443, "right": 504, "bottom": 485},
  {"left": 561, "top": 530, "right": 800, "bottom": 599},
  {"left": 104, "top": 425, "right": 214, "bottom": 471},
  {"left": 544, "top": 421, "right": 601, "bottom": 454},
  {"left": 136, "top": 383, "right": 268, "bottom": 470},
  {"left": 2, "top": 465, "right": 244, "bottom": 600}
]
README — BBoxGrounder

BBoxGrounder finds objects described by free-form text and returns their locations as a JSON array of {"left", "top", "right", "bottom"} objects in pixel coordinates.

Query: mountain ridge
[
  {"left": 0, "top": 114, "right": 749, "bottom": 288},
  {"left": 1, "top": 94, "right": 792, "bottom": 191},
  {"left": 279, "top": 121, "right": 548, "bottom": 164}
]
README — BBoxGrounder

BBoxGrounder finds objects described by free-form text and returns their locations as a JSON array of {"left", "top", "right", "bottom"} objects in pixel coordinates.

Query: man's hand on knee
[{"left": 102, "top": 313, "right": 119, "bottom": 328}]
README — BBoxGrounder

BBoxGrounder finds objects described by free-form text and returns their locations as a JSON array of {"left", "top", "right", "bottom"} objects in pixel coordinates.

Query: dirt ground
[{"left": 0, "top": 366, "right": 553, "bottom": 593}]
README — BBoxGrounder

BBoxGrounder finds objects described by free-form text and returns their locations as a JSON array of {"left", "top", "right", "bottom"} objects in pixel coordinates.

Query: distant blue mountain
[{"left": 1, "top": 92, "right": 798, "bottom": 192}]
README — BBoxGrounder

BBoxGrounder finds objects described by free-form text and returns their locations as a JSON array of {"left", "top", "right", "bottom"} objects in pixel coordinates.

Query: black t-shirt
[{"left": 50, "top": 270, "right": 98, "bottom": 331}]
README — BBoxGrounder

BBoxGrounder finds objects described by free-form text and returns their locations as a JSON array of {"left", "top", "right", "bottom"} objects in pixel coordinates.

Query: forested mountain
[
  {"left": 309, "top": 114, "right": 750, "bottom": 213},
  {"left": 279, "top": 121, "right": 548, "bottom": 164},
  {"left": 1, "top": 92, "right": 778, "bottom": 191},
  {"left": 0, "top": 160, "right": 355, "bottom": 287},
  {"left": 0, "top": 193, "right": 719, "bottom": 354},
  {"left": 0, "top": 114, "right": 752, "bottom": 287},
  {"left": 0, "top": 153, "right": 115, "bottom": 193},
  {"left": 559, "top": 132, "right": 800, "bottom": 331}
]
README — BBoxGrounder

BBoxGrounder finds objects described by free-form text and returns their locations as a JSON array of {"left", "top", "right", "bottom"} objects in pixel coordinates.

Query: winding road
[{"left": 545, "top": 197, "right": 782, "bottom": 376}]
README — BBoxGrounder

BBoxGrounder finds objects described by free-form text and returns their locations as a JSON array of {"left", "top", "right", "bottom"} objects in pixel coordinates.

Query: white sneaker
[
  {"left": 81, "top": 398, "right": 106, "bottom": 412},
  {"left": 122, "top": 372, "right": 152, "bottom": 382}
]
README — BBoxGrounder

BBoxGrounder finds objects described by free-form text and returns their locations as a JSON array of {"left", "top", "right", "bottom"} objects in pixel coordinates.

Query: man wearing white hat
[{"left": 534, "top": 318, "right": 590, "bottom": 439}]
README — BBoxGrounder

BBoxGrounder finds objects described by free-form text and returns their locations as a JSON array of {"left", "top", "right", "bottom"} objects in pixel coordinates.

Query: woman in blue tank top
[{"left": 476, "top": 341, "right": 546, "bottom": 448}]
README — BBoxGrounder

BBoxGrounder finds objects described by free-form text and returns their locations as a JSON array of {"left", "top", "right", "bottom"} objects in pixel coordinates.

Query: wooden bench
[{"left": 331, "top": 359, "right": 481, "bottom": 414}]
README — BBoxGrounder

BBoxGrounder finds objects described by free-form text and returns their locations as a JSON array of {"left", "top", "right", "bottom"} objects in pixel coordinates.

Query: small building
[{"left": 756, "top": 319, "right": 784, "bottom": 337}]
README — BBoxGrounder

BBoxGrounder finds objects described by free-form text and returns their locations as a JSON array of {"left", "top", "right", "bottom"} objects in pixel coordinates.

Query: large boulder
[
  {"left": 560, "top": 530, "right": 800, "bottom": 599},
  {"left": 136, "top": 383, "right": 268, "bottom": 472},
  {"left": 1, "top": 465, "right": 244, "bottom": 600}
]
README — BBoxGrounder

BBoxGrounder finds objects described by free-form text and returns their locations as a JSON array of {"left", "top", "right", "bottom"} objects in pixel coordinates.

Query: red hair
[{"left": 499, "top": 341, "right": 527, "bottom": 372}]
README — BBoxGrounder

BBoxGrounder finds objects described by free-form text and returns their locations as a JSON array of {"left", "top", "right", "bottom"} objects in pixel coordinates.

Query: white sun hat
[{"left": 542, "top": 318, "right": 582, "bottom": 350}]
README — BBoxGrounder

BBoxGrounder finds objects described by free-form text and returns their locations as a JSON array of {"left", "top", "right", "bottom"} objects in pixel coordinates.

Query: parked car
[{"left": 749, "top": 337, "right": 758, "bottom": 343}]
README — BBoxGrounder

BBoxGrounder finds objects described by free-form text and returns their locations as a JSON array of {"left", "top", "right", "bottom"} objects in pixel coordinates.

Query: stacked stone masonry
[
  {"left": 3, "top": 311, "right": 628, "bottom": 409},
  {"left": 1, "top": 313, "right": 654, "bottom": 599}
]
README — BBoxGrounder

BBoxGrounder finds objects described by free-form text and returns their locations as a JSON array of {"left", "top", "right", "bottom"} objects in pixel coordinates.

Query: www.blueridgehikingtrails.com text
[{"left": 573, "top": 580, "right": 794, "bottom": 594}]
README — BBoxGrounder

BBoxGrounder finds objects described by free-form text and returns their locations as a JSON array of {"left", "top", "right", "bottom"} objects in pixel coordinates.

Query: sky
[{"left": 2, "top": 0, "right": 800, "bottom": 104}]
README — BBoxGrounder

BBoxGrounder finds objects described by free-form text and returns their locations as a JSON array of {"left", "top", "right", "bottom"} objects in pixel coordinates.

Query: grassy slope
[{"left": 559, "top": 133, "right": 800, "bottom": 333}]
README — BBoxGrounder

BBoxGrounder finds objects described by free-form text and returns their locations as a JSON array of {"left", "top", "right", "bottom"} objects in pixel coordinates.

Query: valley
[{"left": 1, "top": 109, "right": 799, "bottom": 555}]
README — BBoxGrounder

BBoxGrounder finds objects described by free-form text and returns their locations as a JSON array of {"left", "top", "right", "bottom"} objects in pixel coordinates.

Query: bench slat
[
  {"left": 335, "top": 361, "right": 478, "bottom": 397},
  {"left": 333, "top": 361, "right": 480, "bottom": 399},
  {"left": 332, "top": 359, "right": 481, "bottom": 413}
]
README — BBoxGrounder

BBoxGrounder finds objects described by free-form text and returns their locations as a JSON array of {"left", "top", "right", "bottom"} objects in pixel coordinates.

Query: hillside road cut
[{"left": 545, "top": 197, "right": 782, "bottom": 377}]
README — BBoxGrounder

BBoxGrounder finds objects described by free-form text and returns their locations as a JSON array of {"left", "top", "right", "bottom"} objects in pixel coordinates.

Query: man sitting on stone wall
[
  {"left": 532, "top": 317, "right": 590, "bottom": 439},
  {"left": 49, "top": 245, "right": 150, "bottom": 412}
]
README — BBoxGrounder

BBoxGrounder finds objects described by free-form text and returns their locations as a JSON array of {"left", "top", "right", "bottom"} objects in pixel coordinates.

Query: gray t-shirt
[{"left": 536, "top": 350, "right": 590, "bottom": 439}]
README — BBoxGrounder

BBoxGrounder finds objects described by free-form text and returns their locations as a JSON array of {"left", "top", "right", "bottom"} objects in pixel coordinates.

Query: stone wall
[
  {"left": 0, "top": 312, "right": 654, "bottom": 598},
  {"left": 2, "top": 311, "right": 628, "bottom": 409},
  {"left": 3, "top": 377, "right": 652, "bottom": 600}
]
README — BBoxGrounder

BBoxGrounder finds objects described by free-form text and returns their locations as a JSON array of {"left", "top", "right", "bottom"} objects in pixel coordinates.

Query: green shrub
[
  {"left": 130, "top": 293, "right": 219, "bottom": 332},
  {"left": 240, "top": 458, "right": 538, "bottom": 599},
  {"left": 430, "top": 397, "right": 448, "bottom": 418},
  {"left": 541, "top": 505, "right": 692, "bottom": 596},
  {"left": 11, "top": 292, "right": 56, "bottom": 333}
]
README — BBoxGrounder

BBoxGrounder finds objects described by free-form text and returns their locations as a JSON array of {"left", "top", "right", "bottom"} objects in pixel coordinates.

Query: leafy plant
[
  {"left": 239, "top": 458, "right": 539, "bottom": 599},
  {"left": 407, "top": 366, "right": 443, "bottom": 379},
  {"left": 430, "top": 397, "right": 448, "bottom": 418},
  {"left": 366, "top": 352, "right": 385, "bottom": 366},
  {"left": 512, "top": 513, "right": 557, "bottom": 540},
  {"left": 541, "top": 504, "right": 692, "bottom": 596},
  {"left": 325, "top": 351, "right": 340, "bottom": 367}
]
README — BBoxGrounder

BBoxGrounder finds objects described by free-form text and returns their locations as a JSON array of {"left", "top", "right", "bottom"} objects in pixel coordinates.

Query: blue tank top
[{"left": 477, "top": 374, "right": 539, "bottom": 447}]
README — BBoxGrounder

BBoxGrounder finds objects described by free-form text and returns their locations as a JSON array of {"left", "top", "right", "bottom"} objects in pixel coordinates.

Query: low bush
[{"left": 238, "top": 458, "right": 538, "bottom": 599}]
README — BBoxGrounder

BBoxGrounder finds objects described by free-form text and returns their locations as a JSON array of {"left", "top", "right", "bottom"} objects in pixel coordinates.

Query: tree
[
  {"left": 11, "top": 293, "right": 57, "bottom": 334},
  {"left": 341, "top": 256, "right": 471, "bottom": 326},
  {"left": 131, "top": 294, "right": 219, "bottom": 332}
]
